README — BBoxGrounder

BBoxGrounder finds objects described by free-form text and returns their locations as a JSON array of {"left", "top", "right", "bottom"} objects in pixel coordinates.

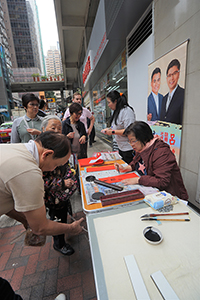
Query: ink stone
[{"left": 144, "top": 228, "right": 161, "bottom": 242}]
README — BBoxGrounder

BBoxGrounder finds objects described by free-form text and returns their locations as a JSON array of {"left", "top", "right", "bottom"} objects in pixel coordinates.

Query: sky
[{"left": 36, "top": 0, "right": 59, "bottom": 56}]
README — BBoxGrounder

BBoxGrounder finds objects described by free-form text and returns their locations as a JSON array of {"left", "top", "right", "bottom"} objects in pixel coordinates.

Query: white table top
[{"left": 87, "top": 201, "right": 200, "bottom": 300}]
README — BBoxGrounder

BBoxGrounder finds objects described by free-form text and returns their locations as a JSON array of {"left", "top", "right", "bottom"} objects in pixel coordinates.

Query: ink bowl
[{"left": 143, "top": 226, "right": 163, "bottom": 245}]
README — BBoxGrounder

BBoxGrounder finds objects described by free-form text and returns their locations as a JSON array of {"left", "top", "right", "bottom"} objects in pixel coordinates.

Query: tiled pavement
[
  {"left": 0, "top": 136, "right": 112, "bottom": 300},
  {"left": 0, "top": 212, "right": 96, "bottom": 300}
]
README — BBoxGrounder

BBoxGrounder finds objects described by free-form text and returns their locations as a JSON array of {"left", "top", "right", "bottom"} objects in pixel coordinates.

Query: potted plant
[
  {"left": 54, "top": 74, "right": 57, "bottom": 81},
  {"left": 41, "top": 75, "right": 47, "bottom": 81},
  {"left": 31, "top": 73, "right": 36, "bottom": 82},
  {"left": 49, "top": 75, "right": 53, "bottom": 81},
  {"left": 35, "top": 73, "right": 40, "bottom": 81}
]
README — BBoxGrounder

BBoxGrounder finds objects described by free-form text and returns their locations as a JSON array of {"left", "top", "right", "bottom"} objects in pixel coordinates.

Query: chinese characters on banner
[{"left": 149, "top": 121, "right": 182, "bottom": 163}]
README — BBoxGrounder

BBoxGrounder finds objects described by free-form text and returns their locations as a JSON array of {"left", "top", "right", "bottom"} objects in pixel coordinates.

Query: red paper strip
[
  {"left": 100, "top": 172, "right": 139, "bottom": 183},
  {"left": 78, "top": 157, "right": 104, "bottom": 167},
  {"left": 86, "top": 165, "right": 116, "bottom": 172}
]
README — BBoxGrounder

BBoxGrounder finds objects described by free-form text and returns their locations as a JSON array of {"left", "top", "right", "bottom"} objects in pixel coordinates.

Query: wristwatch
[{"left": 112, "top": 130, "right": 115, "bottom": 134}]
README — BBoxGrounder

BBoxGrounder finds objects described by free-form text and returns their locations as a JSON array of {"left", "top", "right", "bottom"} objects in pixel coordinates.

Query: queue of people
[{"left": 0, "top": 90, "right": 188, "bottom": 299}]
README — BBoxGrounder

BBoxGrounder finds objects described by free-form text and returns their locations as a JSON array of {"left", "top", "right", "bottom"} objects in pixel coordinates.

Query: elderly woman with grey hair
[{"left": 41, "top": 115, "right": 78, "bottom": 256}]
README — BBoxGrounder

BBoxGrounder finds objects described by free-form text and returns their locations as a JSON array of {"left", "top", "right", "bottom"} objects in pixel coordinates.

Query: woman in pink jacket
[{"left": 115, "top": 121, "right": 188, "bottom": 200}]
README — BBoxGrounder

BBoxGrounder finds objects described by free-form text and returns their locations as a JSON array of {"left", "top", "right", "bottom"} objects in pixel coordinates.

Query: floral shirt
[{"left": 43, "top": 163, "right": 77, "bottom": 210}]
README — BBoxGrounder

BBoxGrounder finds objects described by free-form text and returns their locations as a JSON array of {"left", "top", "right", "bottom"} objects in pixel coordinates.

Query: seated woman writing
[{"left": 115, "top": 121, "right": 188, "bottom": 200}]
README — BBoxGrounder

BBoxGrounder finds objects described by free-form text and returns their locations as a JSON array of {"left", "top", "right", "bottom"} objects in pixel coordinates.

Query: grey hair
[{"left": 41, "top": 115, "right": 61, "bottom": 131}]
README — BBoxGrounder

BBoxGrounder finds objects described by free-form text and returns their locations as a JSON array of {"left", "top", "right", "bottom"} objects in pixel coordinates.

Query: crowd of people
[{"left": 0, "top": 89, "right": 188, "bottom": 299}]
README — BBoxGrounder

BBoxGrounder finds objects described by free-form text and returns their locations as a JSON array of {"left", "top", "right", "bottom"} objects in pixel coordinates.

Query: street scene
[{"left": 0, "top": 0, "right": 200, "bottom": 300}]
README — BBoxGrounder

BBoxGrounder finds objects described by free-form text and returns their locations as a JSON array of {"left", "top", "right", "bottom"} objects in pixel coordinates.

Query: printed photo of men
[
  {"left": 147, "top": 67, "right": 163, "bottom": 121},
  {"left": 160, "top": 59, "right": 185, "bottom": 125}
]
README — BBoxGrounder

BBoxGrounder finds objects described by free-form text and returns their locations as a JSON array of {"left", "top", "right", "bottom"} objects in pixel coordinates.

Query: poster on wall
[{"left": 147, "top": 40, "right": 188, "bottom": 163}]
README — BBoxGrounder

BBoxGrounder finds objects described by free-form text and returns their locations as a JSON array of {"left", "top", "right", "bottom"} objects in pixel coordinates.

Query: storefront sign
[
  {"left": 82, "top": 51, "right": 93, "bottom": 86},
  {"left": 46, "top": 98, "right": 56, "bottom": 103},
  {"left": 82, "top": 0, "right": 108, "bottom": 86},
  {"left": 93, "top": 32, "right": 108, "bottom": 69}
]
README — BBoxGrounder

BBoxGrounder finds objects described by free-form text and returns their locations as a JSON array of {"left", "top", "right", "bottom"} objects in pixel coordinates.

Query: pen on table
[{"left": 69, "top": 215, "right": 88, "bottom": 232}]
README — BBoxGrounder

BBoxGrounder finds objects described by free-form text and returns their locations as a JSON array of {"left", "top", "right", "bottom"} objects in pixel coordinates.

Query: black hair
[
  {"left": 39, "top": 99, "right": 46, "bottom": 110},
  {"left": 107, "top": 90, "right": 134, "bottom": 125},
  {"left": 35, "top": 131, "right": 71, "bottom": 158},
  {"left": 22, "top": 93, "right": 39, "bottom": 108},
  {"left": 166, "top": 59, "right": 180, "bottom": 75},
  {"left": 69, "top": 102, "right": 83, "bottom": 115},
  {"left": 124, "top": 121, "right": 154, "bottom": 145},
  {"left": 151, "top": 67, "right": 161, "bottom": 81}
]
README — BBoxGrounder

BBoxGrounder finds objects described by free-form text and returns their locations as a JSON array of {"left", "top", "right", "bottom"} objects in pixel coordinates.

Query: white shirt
[
  {"left": 111, "top": 106, "right": 136, "bottom": 152},
  {"left": 166, "top": 85, "right": 178, "bottom": 111},
  {"left": 24, "top": 140, "right": 39, "bottom": 165}
]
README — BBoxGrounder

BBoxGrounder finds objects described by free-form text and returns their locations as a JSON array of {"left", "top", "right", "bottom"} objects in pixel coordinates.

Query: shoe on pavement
[
  {"left": 55, "top": 293, "right": 66, "bottom": 300},
  {"left": 53, "top": 243, "right": 75, "bottom": 256}
]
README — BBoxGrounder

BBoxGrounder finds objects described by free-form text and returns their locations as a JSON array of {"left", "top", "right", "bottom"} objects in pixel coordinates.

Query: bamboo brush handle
[{"left": 151, "top": 212, "right": 189, "bottom": 217}]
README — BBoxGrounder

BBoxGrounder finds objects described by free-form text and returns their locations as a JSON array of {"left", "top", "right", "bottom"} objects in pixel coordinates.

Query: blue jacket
[{"left": 148, "top": 92, "right": 163, "bottom": 121}]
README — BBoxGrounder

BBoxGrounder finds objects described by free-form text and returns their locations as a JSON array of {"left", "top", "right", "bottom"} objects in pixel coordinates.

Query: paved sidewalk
[{"left": 0, "top": 136, "right": 112, "bottom": 300}]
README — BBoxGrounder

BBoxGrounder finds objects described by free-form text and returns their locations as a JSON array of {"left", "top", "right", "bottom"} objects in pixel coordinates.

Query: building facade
[
  {"left": 80, "top": 0, "right": 200, "bottom": 210},
  {"left": 6, "top": 0, "right": 35, "bottom": 68},
  {"left": 2, "top": 0, "right": 45, "bottom": 74},
  {"left": 28, "top": 0, "right": 46, "bottom": 75},
  {"left": 0, "top": 1, "right": 13, "bottom": 121},
  {"left": 45, "top": 46, "right": 63, "bottom": 76}
]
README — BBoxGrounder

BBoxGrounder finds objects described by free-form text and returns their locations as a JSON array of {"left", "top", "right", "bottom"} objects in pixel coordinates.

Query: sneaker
[
  {"left": 53, "top": 243, "right": 75, "bottom": 256},
  {"left": 55, "top": 293, "right": 66, "bottom": 300}
]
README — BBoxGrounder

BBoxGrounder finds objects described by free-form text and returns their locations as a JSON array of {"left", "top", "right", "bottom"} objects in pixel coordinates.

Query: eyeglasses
[
  {"left": 29, "top": 103, "right": 39, "bottom": 107},
  {"left": 167, "top": 70, "right": 179, "bottom": 78},
  {"left": 129, "top": 140, "right": 138, "bottom": 145}
]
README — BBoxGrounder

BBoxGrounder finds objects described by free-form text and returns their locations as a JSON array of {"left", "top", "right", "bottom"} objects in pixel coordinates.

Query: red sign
[{"left": 82, "top": 55, "right": 92, "bottom": 84}]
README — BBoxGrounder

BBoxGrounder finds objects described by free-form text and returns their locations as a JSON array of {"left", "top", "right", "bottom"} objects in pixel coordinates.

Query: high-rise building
[
  {"left": 26, "top": 0, "right": 41, "bottom": 71},
  {"left": 0, "top": 0, "right": 13, "bottom": 80},
  {"left": 1, "top": 0, "right": 45, "bottom": 78},
  {"left": 46, "top": 46, "right": 63, "bottom": 76},
  {"left": 0, "top": 1, "right": 13, "bottom": 122},
  {"left": 0, "top": 0, "right": 17, "bottom": 69},
  {"left": 6, "top": 0, "right": 35, "bottom": 68},
  {"left": 28, "top": 0, "right": 46, "bottom": 75}
]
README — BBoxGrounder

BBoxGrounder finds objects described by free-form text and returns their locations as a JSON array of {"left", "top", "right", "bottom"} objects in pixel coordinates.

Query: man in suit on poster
[
  {"left": 147, "top": 67, "right": 163, "bottom": 121},
  {"left": 160, "top": 59, "right": 185, "bottom": 125}
]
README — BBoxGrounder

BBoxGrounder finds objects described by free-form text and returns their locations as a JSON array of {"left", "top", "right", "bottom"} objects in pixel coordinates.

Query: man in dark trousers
[{"left": 160, "top": 59, "right": 185, "bottom": 125}]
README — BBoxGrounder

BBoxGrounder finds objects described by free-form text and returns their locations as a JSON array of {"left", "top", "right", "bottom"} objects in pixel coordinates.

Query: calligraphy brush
[
  {"left": 140, "top": 212, "right": 189, "bottom": 218},
  {"left": 141, "top": 217, "right": 190, "bottom": 222}
]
